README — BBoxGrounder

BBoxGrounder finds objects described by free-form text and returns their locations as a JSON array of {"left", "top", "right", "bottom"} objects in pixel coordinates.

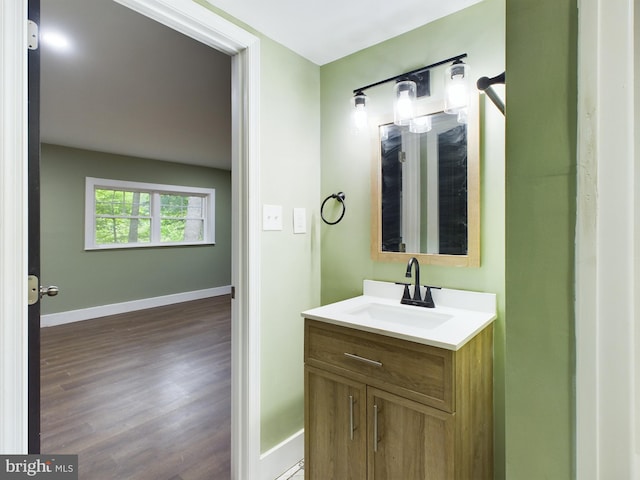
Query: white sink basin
[
  {"left": 301, "top": 280, "right": 497, "bottom": 350},
  {"left": 345, "top": 302, "right": 453, "bottom": 329}
]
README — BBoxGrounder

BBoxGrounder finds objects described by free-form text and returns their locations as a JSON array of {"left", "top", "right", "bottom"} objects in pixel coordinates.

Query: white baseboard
[
  {"left": 259, "top": 429, "right": 304, "bottom": 480},
  {"left": 41, "top": 286, "right": 232, "bottom": 327}
]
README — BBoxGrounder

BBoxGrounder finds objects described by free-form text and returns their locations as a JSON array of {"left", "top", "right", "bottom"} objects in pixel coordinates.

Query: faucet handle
[
  {"left": 395, "top": 282, "right": 412, "bottom": 301},
  {"left": 420, "top": 285, "right": 441, "bottom": 308}
]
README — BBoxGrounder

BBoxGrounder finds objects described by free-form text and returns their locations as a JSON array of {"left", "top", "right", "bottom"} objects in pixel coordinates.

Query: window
[{"left": 85, "top": 177, "right": 215, "bottom": 250}]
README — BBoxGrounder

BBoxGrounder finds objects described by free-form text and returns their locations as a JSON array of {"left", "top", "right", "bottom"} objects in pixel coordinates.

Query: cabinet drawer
[{"left": 304, "top": 319, "right": 454, "bottom": 412}]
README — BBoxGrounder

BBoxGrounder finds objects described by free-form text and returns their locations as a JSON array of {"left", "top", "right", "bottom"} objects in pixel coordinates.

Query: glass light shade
[
  {"left": 457, "top": 108, "right": 468, "bottom": 124},
  {"left": 353, "top": 92, "right": 368, "bottom": 131},
  {"left": 444, "top": 61, "right": 470, "bottom": 114},
  {"left": 409, "top": 115, "right": 432, "bottom": 133},
  {"left": 380, "top": 124, "right": 390, "bottom": 141},
  {"left": 394, "top": 80, "right": 417, "bottom": 126}
]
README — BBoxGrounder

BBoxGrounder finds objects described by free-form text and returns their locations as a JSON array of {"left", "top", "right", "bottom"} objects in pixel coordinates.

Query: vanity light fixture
[
  {"left": 352, "top": 91, "right": 368, "bottom": 130},
  {"left": 352, "top": 53, "right": 467, "bottom": 131},
  {"left": 394, "top": 80, "right": 417, "bottom": 126},
  {"left": 457, "top": 109, "right": 468, "bottom": 124},
  {"left": 409, "top": 114, "right": 433, "bottom": 133},
  {"left": 444, "top": 59, "right": 470, "bottom": 114}
]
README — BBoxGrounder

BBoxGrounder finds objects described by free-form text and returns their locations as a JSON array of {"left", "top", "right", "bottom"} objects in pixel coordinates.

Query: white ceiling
[
  {"left": 41, "top": 0, "right": 232, "bottom": 169},
  {"left": 204, "top": 0, "right": 483, "bottom": 66},
  {"left": 40, "top": 0, "right": 481, "bottom": 169}
]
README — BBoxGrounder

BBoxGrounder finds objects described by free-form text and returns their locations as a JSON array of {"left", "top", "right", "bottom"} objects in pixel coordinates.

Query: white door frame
[
  {"left": 0, "top": 1, "right": 262, "bottom": 478},
  {"left": 576, "top": 0, "right": 638, "bottom": 478},
  {"left": 0, "top": 0, "right": 30, "bottom": 454}
]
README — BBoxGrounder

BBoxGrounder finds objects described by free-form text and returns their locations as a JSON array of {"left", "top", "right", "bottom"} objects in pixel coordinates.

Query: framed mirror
[{"left": 370, "top": 97, "right": 480, "bottom": 267}]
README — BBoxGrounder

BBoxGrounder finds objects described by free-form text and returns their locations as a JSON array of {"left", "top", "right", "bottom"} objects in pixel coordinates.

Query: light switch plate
[
  {"left": 263, "top": 204, "right": 283, "bottom": 231},
  {"left": 293, "top": 208, "right": 306, "bottom": 234}
]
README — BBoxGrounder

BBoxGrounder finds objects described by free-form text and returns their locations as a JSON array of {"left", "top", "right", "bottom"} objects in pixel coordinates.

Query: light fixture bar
[{"left": 352, "top": 53, "right": 467, "bottom": 95}]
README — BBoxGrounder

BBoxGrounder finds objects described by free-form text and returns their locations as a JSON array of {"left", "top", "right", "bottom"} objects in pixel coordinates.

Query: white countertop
[{"left": 301, "top": 280, "right": 497, "bottom": 351}]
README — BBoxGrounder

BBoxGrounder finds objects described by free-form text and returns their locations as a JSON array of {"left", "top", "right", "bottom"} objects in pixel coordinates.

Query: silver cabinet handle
[
  {"left": 349, "top": 395, "right": 354, "bottom": 440},
  {"left": 373, "top": 404, "right": 379, "bottom": 452},
  {"left": 343, "top": 352, "right": 383, "bottom": 368}
]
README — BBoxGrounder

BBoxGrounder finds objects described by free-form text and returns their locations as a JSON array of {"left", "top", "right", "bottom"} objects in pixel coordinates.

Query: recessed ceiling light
[{"left": 41, "top": 31, "right": 72, "bottom": 52}]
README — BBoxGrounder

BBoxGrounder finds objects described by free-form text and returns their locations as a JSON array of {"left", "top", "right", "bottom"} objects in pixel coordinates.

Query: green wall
[
  {"left": 319, "top": 0, "right": 507, "bottom": 476},
  {"left": 40, "top": 143, "right": 232, "bottom": 314},
  {"left": 196, "top": 1, "right": 578, "bottom": 473},
  {"left": 258, "top": 36, "right": 321, "bottom": 450},
  {"left": 505, "top": 0, "right": 576, "bottom": 478},
  {"left": 193, "top": 1, "right": 322, "bottom": 452}
]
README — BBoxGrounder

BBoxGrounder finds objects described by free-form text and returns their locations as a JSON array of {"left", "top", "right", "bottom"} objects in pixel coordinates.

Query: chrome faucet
[{"left": 400, "top": 257, "right": 436, "bottom": 308}]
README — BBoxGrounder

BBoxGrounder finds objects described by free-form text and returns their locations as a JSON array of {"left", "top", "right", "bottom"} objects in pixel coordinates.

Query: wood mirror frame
[{"left": 370, "top": 95, "right": 480, "bottom": 267}]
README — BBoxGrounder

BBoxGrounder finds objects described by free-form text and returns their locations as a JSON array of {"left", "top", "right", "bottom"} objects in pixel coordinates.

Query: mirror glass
[{"left": 371, "top": 99, "right": 480, "bottom": 267}]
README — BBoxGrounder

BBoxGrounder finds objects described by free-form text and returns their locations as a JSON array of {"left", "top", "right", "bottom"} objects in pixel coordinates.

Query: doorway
[
  {"left": 0, "top": 0, "right": 261, "bottom": 477},
  {"left": 39, "top": 1, "right": 234, "bottom": 475}
]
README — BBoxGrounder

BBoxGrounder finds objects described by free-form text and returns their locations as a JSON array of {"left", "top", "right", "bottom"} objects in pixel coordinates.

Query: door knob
[
  {"left": 39, "top": 285, "right": 59, "bottom": 298},
  {"left": 27, "top": 275, "right": 59, "bottom": 305}
]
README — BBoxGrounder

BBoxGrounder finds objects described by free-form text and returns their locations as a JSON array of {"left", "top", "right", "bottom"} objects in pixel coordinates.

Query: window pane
[
  {"left": 95, "top": 189, "right": 150, "bottom": 217},
  {"left": 95, "top": 218, "right": 151, "bottom": 244},
  {"left": 160, "top": 219, "right": 204, "bottom": 242},
  {"left": 160, "top": 194, "right": 203, "bottom": 218},
  {"left": 136, "top": 192, "right": 151, "bottom": 216}
]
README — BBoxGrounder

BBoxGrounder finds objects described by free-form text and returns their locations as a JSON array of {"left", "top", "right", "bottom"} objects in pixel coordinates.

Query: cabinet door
[
  {"left": 305, "top": 367, "right": 367, "bottom": 480},
  {"left": 368, "top": 387, "right": 454, "bottom": 480}
]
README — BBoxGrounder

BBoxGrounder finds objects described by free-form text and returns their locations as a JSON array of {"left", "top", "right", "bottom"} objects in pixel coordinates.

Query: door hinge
[
  {"left": 27, "top": 20, "right": 38, "bottom": 50},
  {"left": 231, "top": 286, "right": 235, "bottom": 299},
  {"left": 398, "top": 151, "right": 406, "bottom": 163}
]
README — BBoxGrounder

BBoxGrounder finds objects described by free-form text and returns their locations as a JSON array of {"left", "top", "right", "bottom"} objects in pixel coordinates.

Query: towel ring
[{"left": 321, "top": 192, "right": 346, "bottom": 225}]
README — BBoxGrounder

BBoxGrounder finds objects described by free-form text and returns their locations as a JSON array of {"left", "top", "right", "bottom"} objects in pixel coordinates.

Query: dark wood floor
[{"left": 40, "top": 296, "right": 231, "bottom": 480}]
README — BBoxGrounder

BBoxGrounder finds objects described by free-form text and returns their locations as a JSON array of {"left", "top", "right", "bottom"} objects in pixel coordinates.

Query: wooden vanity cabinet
[
  {"left": 304, "top": 319, "right": 493, "bottom": 480},
  {"left": 305, "top": 368, "right": 367, "bottom": 479}
]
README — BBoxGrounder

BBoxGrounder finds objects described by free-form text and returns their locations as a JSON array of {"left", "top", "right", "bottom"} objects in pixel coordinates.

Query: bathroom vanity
[{"left": 302, "top": 281, "right": 496, "bottom": 479}]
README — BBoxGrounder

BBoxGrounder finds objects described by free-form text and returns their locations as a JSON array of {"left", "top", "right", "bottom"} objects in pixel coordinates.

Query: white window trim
[{"left": 85, "top": 176, "right": 215, "bottom": 250}]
